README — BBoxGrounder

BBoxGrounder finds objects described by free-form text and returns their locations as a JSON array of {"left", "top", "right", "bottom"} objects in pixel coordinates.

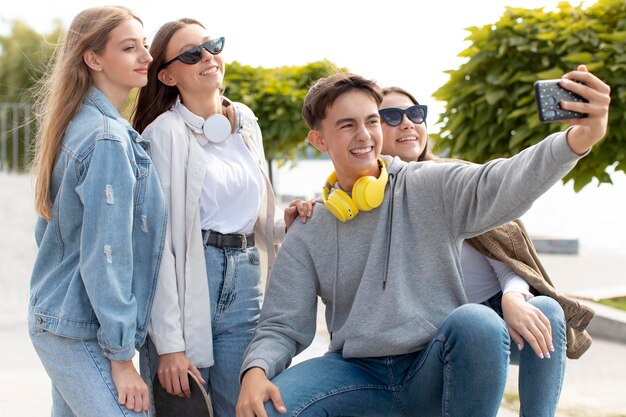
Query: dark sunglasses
[
  {"left": 379, "top": 104, "right": 428, "bottom": 126},
  {"left": 160, "top": 37, "right": 225, "bottom": 69}
]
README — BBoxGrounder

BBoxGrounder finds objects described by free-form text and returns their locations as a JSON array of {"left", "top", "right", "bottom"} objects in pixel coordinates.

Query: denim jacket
[{"left": 28, "top": 87, "right": 167, "bottom": 362}]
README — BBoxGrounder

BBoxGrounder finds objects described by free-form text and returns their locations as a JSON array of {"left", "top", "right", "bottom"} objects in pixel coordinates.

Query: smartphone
[{"left": 534, "top": 79, "right": 588, "bottom": 122}]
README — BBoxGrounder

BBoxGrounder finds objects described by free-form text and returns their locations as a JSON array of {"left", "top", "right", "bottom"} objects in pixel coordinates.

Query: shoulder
[
  {"left": 142, "top": 111, "right": 188, "bottom": 148},
  {"left": 142, "top": 110, "right": 185, "bottom": 136},
  {"left": 231, "top": 101, "right": 260, "bottom": 136},
  {"left": 283, "top": 203, "right": 333, "bottom": 244},
  {"left": 65, "top": 106, "right": 129, "bottom": 155},
  {"left": 231, "top": 101, "right": 257, "bottom": 121}
]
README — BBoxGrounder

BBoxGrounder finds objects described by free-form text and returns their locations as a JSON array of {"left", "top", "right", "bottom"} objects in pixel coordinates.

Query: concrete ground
[{"left": 2, "top": 172, "right": 625, "bottom": 417}]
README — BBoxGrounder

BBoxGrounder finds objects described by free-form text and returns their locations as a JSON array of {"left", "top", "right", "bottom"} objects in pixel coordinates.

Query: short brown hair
[{"left": 302, "top": 72, "right": 383, "bottom": 130}]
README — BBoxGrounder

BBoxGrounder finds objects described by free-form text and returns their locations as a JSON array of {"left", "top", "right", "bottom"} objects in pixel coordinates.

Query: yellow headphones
[{"left": 322, "top": 159, "right": 389, "bottom": 222}]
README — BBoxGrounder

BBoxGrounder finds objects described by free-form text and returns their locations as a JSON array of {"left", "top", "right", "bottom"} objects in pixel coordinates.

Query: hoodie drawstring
[{"left": 382, "top": 173, "right": 396, "bottom": 290}]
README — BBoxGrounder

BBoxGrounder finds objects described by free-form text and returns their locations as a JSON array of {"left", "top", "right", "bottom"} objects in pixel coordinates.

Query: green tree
[
  {"left": 0, "top": 19, "right": 63, "bottom": 103},
  {"left": 225, "top": 60, "right": 341, "bottom": 182},
  {"left": 432, "top": 0, "right": 626, "bottom": 191},
  {"left": 0, "top": 19, "right": 63, "bottom": 171},
  {"left": 0, "top": 18, "right": 340, "bottom": 174}
]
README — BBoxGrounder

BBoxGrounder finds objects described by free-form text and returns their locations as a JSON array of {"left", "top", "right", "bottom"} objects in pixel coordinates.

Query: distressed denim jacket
[{"left": 29, "top": 87, "right": 167, "bottom": 362}]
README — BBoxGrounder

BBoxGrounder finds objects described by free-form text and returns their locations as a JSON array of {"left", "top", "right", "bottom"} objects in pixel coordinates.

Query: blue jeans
[
  {"left": 265, "top": 304, "right": 510, "bottom": 417},
  {"left": 30, "top": 327, "right": 146, "bottom": 417},
  {"left": 141, "top": 244, "right": 262, "bottom": 417},
  {"left": 483, "top": 293, "right": 566, "bottom": 417}
]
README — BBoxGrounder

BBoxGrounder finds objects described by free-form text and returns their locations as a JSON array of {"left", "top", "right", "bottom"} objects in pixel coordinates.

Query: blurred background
[{"left": 1, "top": 1, "right": 625, "bottom": 416}]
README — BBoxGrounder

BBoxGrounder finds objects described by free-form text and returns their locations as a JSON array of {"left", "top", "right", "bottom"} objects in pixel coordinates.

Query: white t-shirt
[
  {"left": 199, "top": 132, "right": 264, "bottom": 234},
  {"left": 461, "top": 241, "right": 531, "bottom": 303},
  {"left": 172, "top": 99, "right": 264, "bottom": 235}
]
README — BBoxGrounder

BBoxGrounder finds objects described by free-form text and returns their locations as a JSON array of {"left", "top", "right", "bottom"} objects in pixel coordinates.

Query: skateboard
[{"left": 153, "top": 370, "right": 213, "bottom": 417}]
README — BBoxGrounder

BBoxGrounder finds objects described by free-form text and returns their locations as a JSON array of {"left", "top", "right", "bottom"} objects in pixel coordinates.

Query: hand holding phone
[{"left": 534, "top": 80, "right": 588, "bottom": 122}]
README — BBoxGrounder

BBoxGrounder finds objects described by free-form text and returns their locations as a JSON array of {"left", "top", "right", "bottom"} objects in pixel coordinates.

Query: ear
[
  {"left": 307, "top": 130, "right": 328, "bottom": 152},
  {"left": 158, "top": 69, "right": 177, "bottom": 87},
  {"left": 83, "top": 50, "right": 102, "bottom": 72}
]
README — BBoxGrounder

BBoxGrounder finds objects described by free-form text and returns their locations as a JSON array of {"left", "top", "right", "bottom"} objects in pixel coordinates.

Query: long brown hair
[
  {"left": 132, "top": 18, "right": 205, "bottom": 134},
  {"left": 32, "top": 6, "right": 142, "bottom": 220},
  {"left": 381, "top": 86, "right": 431, "bottom": 162}
]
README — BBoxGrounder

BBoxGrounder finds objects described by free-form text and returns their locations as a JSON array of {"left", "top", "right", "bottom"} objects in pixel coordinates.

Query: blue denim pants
[
  {"left": 141, "top": 244, "right": 262, "bottom": 417},
  {"left": 482, "top": 293, "right": 567, "bottom": 417},
  {"left": 265, "top": 304, "right": 510, "bottom": 417},
  {"left": 30, "top": 327, "right": 146, "bottom": 417}
]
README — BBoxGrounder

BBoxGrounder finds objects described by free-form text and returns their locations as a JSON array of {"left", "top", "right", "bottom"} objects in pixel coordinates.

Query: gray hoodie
[{"left": 242, "top": 132, "right": 583, "bottom": 381}]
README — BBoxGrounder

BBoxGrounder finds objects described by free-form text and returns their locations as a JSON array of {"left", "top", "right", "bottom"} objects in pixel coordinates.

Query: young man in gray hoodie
[{"left": 236, "top": 67, "right": 610, "bottom": 417}]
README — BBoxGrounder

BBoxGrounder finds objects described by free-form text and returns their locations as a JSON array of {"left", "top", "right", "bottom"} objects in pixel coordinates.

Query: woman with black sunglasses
[
  {"left": 378, "top": 86, "right": 593, "bottom": 417},
  {"left": 132, "top": 19, "right": 312, "bottom": 417}
]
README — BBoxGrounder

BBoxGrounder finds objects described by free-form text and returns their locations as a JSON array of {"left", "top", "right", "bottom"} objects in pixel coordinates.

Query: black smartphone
[{"left": 534, "top": 79, "right": 588, "bottom": 122}]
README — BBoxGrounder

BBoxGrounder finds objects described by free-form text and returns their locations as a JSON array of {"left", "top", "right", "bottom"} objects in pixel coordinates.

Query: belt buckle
[{"left": 240, "top": 234, "right": 247, "bottom": 250}]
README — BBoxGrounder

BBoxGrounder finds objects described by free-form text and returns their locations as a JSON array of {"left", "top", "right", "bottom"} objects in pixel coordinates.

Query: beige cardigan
[
  {"left": 467, "top": 219, "right": 594, "bottom": 359},
  {"left": 144, "top": 100, "right": 284, "bottom": 367}
]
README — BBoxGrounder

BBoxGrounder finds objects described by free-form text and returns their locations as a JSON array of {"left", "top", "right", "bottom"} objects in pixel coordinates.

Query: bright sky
[{"left": 2, "top": 0, "right": 578, "bottom": 126}]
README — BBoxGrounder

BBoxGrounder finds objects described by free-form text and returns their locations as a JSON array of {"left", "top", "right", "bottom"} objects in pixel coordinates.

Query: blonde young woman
[
  {"left": 29, "top": 6, "right": 166, "bottom": 417},
  {"left": 133, "top": 18, "right": 312, "bottom": 417},
  {"left": 378, "top": 86, "right": 594, "bottom": 417}
]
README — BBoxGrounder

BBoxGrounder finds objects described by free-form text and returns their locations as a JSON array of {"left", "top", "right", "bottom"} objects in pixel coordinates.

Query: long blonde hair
[{"left": 32, "top": 6, "right": 142, "bottom": 220}]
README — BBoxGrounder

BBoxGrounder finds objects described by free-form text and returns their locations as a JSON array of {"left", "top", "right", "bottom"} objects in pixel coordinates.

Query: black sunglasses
[
  {"left": 379, "top": 104, "right": 428, "bottom": 126},
  {"left": 160, "top": 37, "right": 225, "bottom": 69}
]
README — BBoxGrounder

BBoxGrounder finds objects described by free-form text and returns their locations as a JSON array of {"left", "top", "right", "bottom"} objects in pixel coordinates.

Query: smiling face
[
  {"left": 158, "top": 23, "right": 225, "bottom": 105},
  {"left": 380, "top": 92, "right": 428, "bottom": 163},
  {"left": 307, "top": 90, "right": 383, "bottom": 191},
  {"left": 90, "top": 18, "right": 152, "bottom": 107}
]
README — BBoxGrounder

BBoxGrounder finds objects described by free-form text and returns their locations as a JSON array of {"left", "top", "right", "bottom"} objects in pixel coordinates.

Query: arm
[
  {"left": 76, "top": 138, "right": 148, "bottom": 411},
  {"left": 238, "top": 238, "right": 319, "bottom": 414},
  {"left": 440, "top": 67, "right": 609, "bottom": 239},
  {"left": 78, "top": 138, "right": 137, "bottom": 361},
  {"left": 143, "top": 124, "right": 205, "bottom": 396},
  {"left": 423, "top": 68, "right": 609, "bottom": 240},
  {"left": 486, "top": 257, "right": 532, "bottom": 300}
]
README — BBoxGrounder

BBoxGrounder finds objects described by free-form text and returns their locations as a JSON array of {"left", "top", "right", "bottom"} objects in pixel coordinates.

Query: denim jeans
[
  {"left": 483, "top": 293, "right": 566, "bottom": 417},
  {"left": 141, "top": 244, "right": 262, "bottom": 417},
  {"left": 30, "top": 327, "right": 146, "bottom": 417},
  {"left": 265, "top": 304, "right": 510, "bottom": 417}
]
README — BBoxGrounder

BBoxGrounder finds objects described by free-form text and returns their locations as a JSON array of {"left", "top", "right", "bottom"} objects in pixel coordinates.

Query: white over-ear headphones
[
  {"left": 202, "top": 113, "right": 231, "bottom": 143},
  {"left": 175, "top": 98, "right": 232, "bottom": 143}
]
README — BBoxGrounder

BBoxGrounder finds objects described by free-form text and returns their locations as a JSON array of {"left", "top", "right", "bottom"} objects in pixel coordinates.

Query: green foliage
[
  {"left": 225, "top": 60, "right": 341, "bottom": 164},
  {"left": 0, "top": 20, "right": 63, "bottom": 171},
  {"left": 598, "top": 297, "right": 626, "bottom": 312},
  {"left": 432, "top": 0, "right": 626, "bottom": 191},
  {"left": 0, "top": 17, "right": 341, "bottom": 172},
  {"left": 0, "top": 19, "right": 63, "bottom": 103}
]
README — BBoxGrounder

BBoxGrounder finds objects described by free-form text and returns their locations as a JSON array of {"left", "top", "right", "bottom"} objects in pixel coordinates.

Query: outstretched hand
[{"left": 560, "top": 64, "right": 611, "bottom": 154}]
